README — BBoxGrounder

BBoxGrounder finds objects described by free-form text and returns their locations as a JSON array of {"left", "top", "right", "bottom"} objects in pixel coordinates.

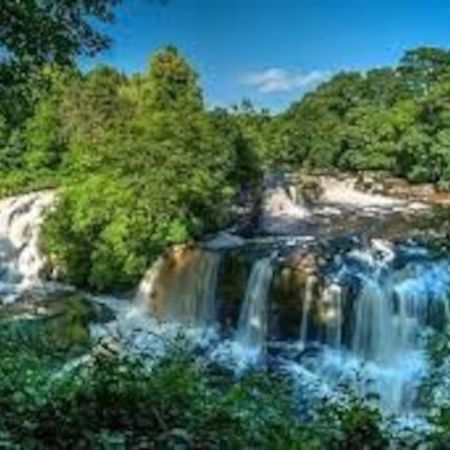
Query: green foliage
[
  {"left": 317, "top": 391, "right": 389, "bottom": 450},
  {"left": 42, "top": 174, "right": 156, "bottom": 291},
  {"left": 7, "top": 44, "right": 450, "bottom": 292},
  {"left": 38, "top": 47, "right": 255, "bottom": 292},
  {"left": 0, "top": 343, "right": 302, "bottom": 449},
  {"left": 0, "top": 0, "right": 121, "bottom": 147},
  {"left": 275, "top": 46, "right": 450, "bottom": 186},
  {"left": 0, "top": 0, "right": 120, "bottom": 68},
  {"left": 0, "top": 340, "right": 393, "bottom": 450},
  {"left": 0, "top": 299, "right": 394, "bottom": 450},
  {"left": 0, "top": 294, "right": 94, "bottom": 357}
]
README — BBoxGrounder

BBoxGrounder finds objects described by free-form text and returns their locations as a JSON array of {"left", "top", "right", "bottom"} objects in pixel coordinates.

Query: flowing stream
[{"left": 293, "top": 241, "right": 450, "bottom": 414}]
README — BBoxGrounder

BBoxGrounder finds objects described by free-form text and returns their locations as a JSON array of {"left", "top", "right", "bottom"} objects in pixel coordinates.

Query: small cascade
[
  {"left": 235, "top": 257, "right": 274, "bottom": 355},
  {"left": 299, "top": 274, "right": 315, "bottom": 348},
  {"left": 0, "top": 191, "right": 55, "bottom": 302},
  {"left": 135, "top": 255, "right": 166, "bottom": 309},
  {"left": 322, "top": 282, "right": 343, "bottom": 349},
  {"left": 351, "top": 275, "right": 395, "bottom": 361},
  {"left": 136, "top": 247, "right": 221, "bottom": 327}
]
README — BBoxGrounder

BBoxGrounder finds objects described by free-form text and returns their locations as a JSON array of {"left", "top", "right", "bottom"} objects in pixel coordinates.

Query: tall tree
[
  {"left": 0, "top": 0, "right": 121, "bottom": 68},
  {"left": 399, "top": 47, "right": 450, "bottom": 96},
  {"left": 0, "top": 0, "right": 121, "bottom": 130}
]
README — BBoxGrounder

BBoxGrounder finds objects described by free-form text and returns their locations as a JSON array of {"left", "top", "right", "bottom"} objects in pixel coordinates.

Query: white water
[
  {"left": 0, "top": 191, "right": 55, "bottom": 302},
  {"left": 323, "top": 282, "right": 343, "bottom": 349},
  {"left": 129, "top": 238, "right": 450, "bottom": 414},
  {"left": 299, "top": 274, "right": 315, "bottom": 348},
  {"left": 1, "top": 184, "right": 448, "bottom": 424},
  {"left": 235, "top": 257, "right": 273, "bottom": 354},
  {"left": 295, "top": 240, "right": 450, "bottom": 414},
  {"left": 211, "top": 256, "right": 274, "bottom": 369}
]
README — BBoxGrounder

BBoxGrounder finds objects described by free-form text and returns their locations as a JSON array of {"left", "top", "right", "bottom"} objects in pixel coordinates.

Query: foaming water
[
  {"left": 210, "top": 257, "right": 274, "bottom": 370},
  {"left": 125, "top": 238, "right": 450, "bottom": 416},
  {"left": 0, "top": 191, "right": 55, "bottom": 302},
  {"left": 295, "top": 240, "right": 450, "bottom": 414},
  {"left": 235, "top": 257, "right": 273, "bottom": 354}
]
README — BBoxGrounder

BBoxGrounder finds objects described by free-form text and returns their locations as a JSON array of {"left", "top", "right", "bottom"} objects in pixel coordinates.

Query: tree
[
  {"left": 60, "top": 65, "right": 129, "bottom": 173},
  {"left": 23, "top": 66, "right": 77, "bottom": 171},
  {"left": 42, "top": 46, "right": 241, "bottom": 292},
  {"left": 399, "top": 47, "right": 450, "bottom": 96},
  {"left": 274, "top": 47, "right": 450, "bottom": 186},
  {"left": 0, "top": 0, "right": 122, "bottom": 138},
  {"left": 0, "top": 0, "right": 121, "bottom": 68}
]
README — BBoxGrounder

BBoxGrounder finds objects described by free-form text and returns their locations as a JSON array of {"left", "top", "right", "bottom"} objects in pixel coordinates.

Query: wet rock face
[
  {"left": 270, "top": 267, "right": 314, "bottom": 340},
  {"left": 269, "top": 245, "right": 339, "bottom": 341},
  {"left": 295, "top": 179, "right": 324, "bottom": 206}
]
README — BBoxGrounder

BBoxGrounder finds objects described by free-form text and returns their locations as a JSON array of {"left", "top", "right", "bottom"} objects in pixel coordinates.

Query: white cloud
[{"left": 240, "top": 68, "right": 332, "bottom": 94}]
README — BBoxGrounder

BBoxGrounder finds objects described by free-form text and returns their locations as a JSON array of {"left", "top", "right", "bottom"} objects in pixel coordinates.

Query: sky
[{"left": 84, "top": 0, "right": 450, "bottom": 111}]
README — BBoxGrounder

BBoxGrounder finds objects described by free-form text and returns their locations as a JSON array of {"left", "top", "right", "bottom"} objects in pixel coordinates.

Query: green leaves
[
  {"left": 36, "top": 47, "right": 247, "bottom": 293},
  {"left": 275, "top": 46, "right": 450, "bottom": 184},
  {"left": 0, "top": 0, "right": 120, "bottom": 68}
]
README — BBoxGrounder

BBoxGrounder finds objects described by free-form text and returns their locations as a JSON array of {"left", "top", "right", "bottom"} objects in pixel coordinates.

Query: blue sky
[{"left": 84, "top": 0, "right": 450, "bottom": 111}]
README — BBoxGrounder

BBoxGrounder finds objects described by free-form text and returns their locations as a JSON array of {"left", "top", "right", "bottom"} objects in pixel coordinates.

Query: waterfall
[
  {"left": 128, "top": 233, "right": 450, "bottom": 414},
  {"left": 136, "top": 247, "right": 221, "bottom": 327},
  {"left": 0, "top": 191, "right": 55, "bottom": 302},
  {"left": 351, "top": 275, "right": 395, "bottom": 361},
  {"left": 135, "top": 255, "right": 166, "bottom": 309},
  {"left": 348, "top": 246, "right": 450, "bottom": 364},
  {"left": 323, "top": 282, "right": 343, "bottom": 349},
  {"left": 295, "top": 240, "right": 450, "bottom": 413},
  {"left": 299, "top": 274, "right": 315, "bottom": 348},
  {"left": 235, "top": 257, "right": 273, "bottom": 354}
]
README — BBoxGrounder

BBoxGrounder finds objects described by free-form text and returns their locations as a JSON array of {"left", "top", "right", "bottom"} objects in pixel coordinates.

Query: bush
[
  {"left": 316, "top": 391, "right": 389, "bottom": 450},
  {"left": 0, "top": 349, "right": 326, "bottom": 449}
]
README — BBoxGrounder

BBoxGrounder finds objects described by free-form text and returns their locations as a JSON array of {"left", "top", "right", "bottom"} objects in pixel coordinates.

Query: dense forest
[{"left": 273, "top": 47, "right": 450, "bottom": 187}]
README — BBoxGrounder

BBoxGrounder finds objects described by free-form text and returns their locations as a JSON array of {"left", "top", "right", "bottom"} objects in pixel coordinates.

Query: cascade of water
[
  {"left": 299, "top": 275, "right": 315, "bottom": 348},
  {"left": 323, "top": 282, "right": 343, "bottom": 349},
  {"left": 135, "top": 255, "right": 167, "bottom": 310},
  {"left": 307, "top": 241, "right": 450, "bottom": 414},
  {"left": 0, "top": 191, "right": 55, "bottom": 301},
  {"left": 235, "top": 257, "right": 274, "bottom": 353},
  {"left": 351, "top": 275, "right": 395, "bottom": 361},
  {"left": 136, "top": 247, "right": 221, "bottom": 327},
  {"left": 128, "top": 233, "right": 450, "bottom": 415}
]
